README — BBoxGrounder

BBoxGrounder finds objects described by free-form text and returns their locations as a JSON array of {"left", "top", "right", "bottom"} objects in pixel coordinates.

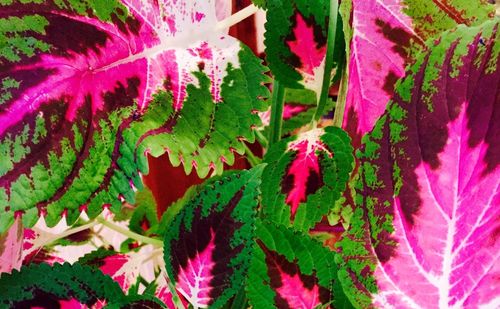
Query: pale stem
[
  {"left": 160, "top": 264, "right": 186, "bottom": 309},
  {"left": 215, "top": 4, "right": 259, "bottom": 31},
  {"left": 31, "top": 220, "right": 99, "bottom": 251},
  {"left": 96, "top": 217, "right": 163, "bottom": 247}
]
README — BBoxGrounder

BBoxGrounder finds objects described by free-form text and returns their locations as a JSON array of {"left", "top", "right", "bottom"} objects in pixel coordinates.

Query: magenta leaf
[
  {"left": 163, "top": 167, "right": 262, "bottom": 308},
  {"left": 337, "top": 20, "right": 500, "bottom": 308},
  {"left": 0, "top": 0, "right": 270, "bottom": 233},
  {"left": 247, "top": 220, "right": 350, "bottom": 309},
  {"left": 261, "top": 127, "right": 354, "bottom": 231}
]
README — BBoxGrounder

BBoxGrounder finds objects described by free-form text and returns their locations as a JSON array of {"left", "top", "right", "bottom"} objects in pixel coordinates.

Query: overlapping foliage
[{"left": 0, "top": 0, "right": 498, "bottom": 308}]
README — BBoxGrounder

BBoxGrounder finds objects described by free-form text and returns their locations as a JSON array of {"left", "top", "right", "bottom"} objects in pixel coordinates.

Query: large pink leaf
[
  {"left": 337, "top": 21, "right": 500, "bottom": 308},
  {"left": 0, "top": 0, "right": 269, "bottom": 232},
  {"left": 341, "top": 0, "right": 419, "bottom": 148}
]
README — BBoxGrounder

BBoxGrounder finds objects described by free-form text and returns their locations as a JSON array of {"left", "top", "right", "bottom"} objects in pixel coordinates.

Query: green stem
[
  {"left": 332, "top": 62, "right": 348, "bottom": 127},
  {"left": 268, "top": 80, "right": 285, "bottom": 146},
  {"left": 96, "top": 217, "right": 163, "bottom": 247},
  {"left": 254, "top": 129, "right": 268, "bottom": 148},
  {"left": 230, "top": 285, "right": 247, "bottom": 309},
  {"left": 242, "top": 142, "right": 261, "bottom": 167},
  {"left": 313, "top": 0, "right": 339, "bottom": 123}
]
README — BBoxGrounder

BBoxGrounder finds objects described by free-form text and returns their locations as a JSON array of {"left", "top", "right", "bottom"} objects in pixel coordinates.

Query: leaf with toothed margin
[
  {"left": 0, "top": 262, "right": 127, "bottom": 307},
  {"left": 249, "top": 0, "right": 267, "bottom": 9},
  {"left": 261, "top": 127, "right": 354, "bottom": 232},
  {"left": 340, "top": 0, "right": 496, "bottom": 149},
  {"left": 264, "top": 0, "right": 344, "bottom": 97},
  {"left": 337, "top": 20, "right": 500, "bottom": 308},
  {"left": 246, "top": 220, "right": 352, "bottom": 309},
  {"left": 0, "top": 0, "right": 271, "bottom": 233},
  {"left": 163, "top": 167, "right": 263, "bottom": 309}
]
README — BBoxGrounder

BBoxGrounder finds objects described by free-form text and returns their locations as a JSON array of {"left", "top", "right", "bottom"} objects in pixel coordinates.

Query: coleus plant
[{"left": 0, "top": 0, "right": 498, "bottom": 309}]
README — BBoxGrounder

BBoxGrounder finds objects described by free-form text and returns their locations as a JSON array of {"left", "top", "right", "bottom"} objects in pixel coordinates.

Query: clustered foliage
[{"left": 0, "top": 0, "right": 498, "bottom": 308}]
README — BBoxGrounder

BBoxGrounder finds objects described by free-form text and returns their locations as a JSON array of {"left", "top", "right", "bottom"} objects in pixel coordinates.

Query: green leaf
[
  {"left": 154, "top": 185, "right": 199, "bottom": 237},
  {"left": 250, "top": 0, "right": 267, "bottom": 9},
  {"left": 261, "top": 126, "right": 354, "bottom": 232},
  {"left": 403, "top": 0, "right": 495, "bottom": 40},
  {"left": 163, "top": 166, "right": 263, "bottom": 308},
  {"left": 129, "top": 188, "right": 159, "bottom": 235},
  {"left": 0, "top": 262, "right": 126, "bottom": 307},
  {"left": 246, "top": 220, "right": 352, "bottom": 309}
]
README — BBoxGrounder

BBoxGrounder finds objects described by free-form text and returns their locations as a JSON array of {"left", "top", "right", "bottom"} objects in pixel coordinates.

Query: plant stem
[
  {"left": 242, "top": 142, "right": 261, "bottom": 167},
  {"left": 268, "top": 80, "right": 285, "bottom": 146},
  {"left": 215, "top": 4, "right": 259, "bottom": 31},
  {"left": 32, "top": 220, "right": 99, "bottom": 251},
  {"left": 313, "top": 0, "right": 339, "bottom": 123},
  {"left": 230, "top": 285, "right": 247, "bottom": 309},
  {"left": 159, "top": 264, "right": 186, "bottom": 309},
  {"left": 332, "top": 63, "right": 348, "bottom": 127},
  {"left": 96, "top": 217, "right": 163, "bottom": 247},
  {"left": 254, "top": 129, "right": 268, "bottom": 148}
]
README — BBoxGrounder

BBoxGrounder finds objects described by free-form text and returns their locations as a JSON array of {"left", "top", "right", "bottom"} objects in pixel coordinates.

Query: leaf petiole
[
  {"left": 313, "top": 0, "right": 339, "bottom": 123},
  {"left": 332, "top": 63, "right": 348, "bottom": 127},
  {"left": 215, "top": 4, "right": 259, "bottom": 31},
  {"left": 268, "top": 80, "right": 285, "bottom": 146},
  {"left": 31, "top": 220, "right": 99, "bottom": 251},
  {"left": 96, "top": 217, "right": 163, "bottom": 247}
]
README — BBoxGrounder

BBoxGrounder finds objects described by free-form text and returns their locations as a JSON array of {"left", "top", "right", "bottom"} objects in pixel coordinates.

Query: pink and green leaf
[
  {"left": 246, "top": 220, "right": 350, "bottom": 309},
  {"left": 79, "top": 245, "right": 166, "bottom": 299},
  {"left": 261, "top": 126, "right": 354, "bottom": 231},
  {"left": 0, "top": 0, "right": 270, "bottom": 233},
  {"left": 337, "top": 20, "right": 500, "bottom": 308},
  {"left": 163, "top": 167, "right": 263, "bottom": 308},
  {"left": 341, "top": 0, "right": 495, "bottom": 148},
  {"left": 340, "top": 0, "right": 420, "bottom": 148},
  {"left": 264, "top": 0, "right": 343, "bottom": 97}
]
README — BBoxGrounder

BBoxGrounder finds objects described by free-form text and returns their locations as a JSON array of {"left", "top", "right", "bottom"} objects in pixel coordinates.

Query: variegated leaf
[
  {"left": 337, "top": 20, "right": 500, "bottom": 308},
  {"left": 261, "top": 127, "right": 354, "bottom": 232},
  {"left": 0, "top": 0, "right": 270, "bottom": 233},
  {"left": 164, "top": 167, "right": 262, "bottom": 308},
  {"left": 247, "top": 220, "right": 351, "bottom": 309}
]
